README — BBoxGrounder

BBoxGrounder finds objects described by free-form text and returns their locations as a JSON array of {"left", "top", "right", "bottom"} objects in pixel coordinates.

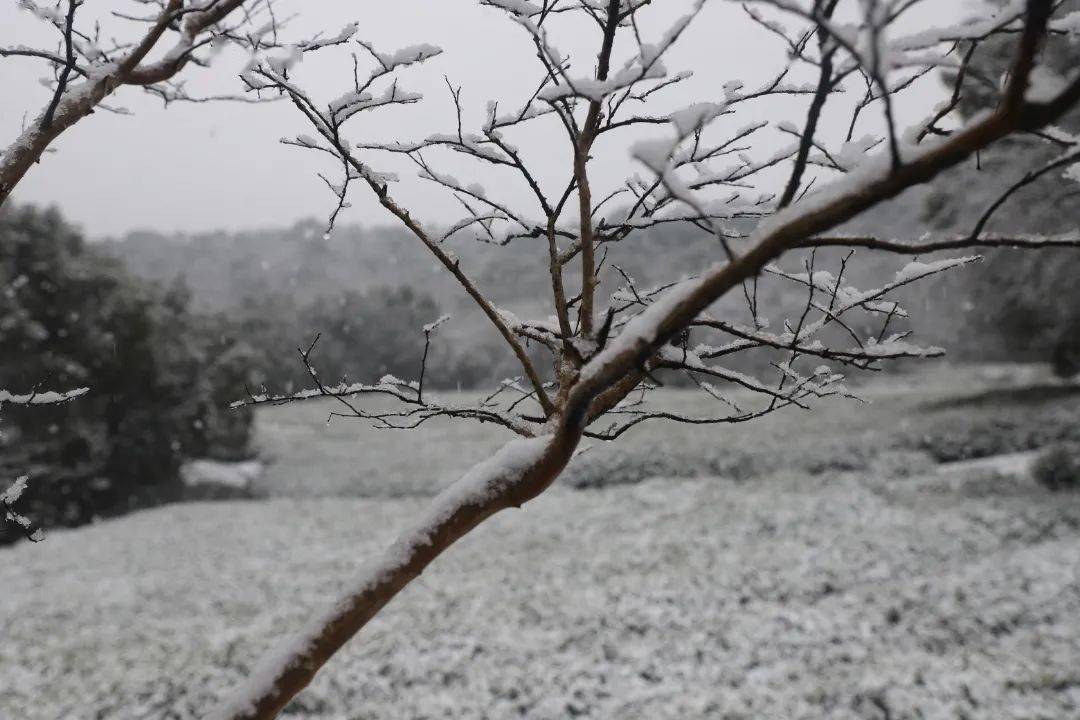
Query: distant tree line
[
  {"left": 0, "top": 205, "right": 262, "bottom": 541},
  {"left": 228, "top": 285, "right": 521, "bottom": 393},
  {"left": 107, "top": 207, "right": 1080, "bottom": 385}
]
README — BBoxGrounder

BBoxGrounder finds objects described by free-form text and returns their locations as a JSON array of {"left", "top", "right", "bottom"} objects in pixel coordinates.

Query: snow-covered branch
[
  {"left": 0, "top": 0, "right": 272, "bottom": 207},
  {"left": 0, "top": 386, "right": 88, "bottom": 406}
]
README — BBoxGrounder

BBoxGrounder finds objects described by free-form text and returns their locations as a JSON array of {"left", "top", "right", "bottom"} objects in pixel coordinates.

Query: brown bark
[{"left": 575, "top": 0, "right": 621, "bottom": 338}]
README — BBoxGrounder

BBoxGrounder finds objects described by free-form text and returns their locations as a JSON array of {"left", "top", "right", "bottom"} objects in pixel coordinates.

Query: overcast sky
[{"left": 1, "top": 0, "right": 976, "bottom": 239}]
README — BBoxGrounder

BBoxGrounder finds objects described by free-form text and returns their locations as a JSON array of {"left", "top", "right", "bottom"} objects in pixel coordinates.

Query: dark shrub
[
  {"left": 1051, "top": 329, "right": 1080, "bottom": 380},
  {"left": 1033, "top": 442, "right": 1080, "bottom": 491},
  {"left": 0, "top": 206, "right": 257, "bottom": 543}
]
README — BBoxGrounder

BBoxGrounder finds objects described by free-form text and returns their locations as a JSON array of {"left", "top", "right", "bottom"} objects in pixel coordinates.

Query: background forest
[{"left": 4, "top": 23, "right": 1080, "bottom": 535}]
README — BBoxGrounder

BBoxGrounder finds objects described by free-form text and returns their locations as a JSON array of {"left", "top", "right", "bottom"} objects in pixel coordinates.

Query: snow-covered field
[{"left": 2, "top": 366, "right": 1079, "bottom": 719}]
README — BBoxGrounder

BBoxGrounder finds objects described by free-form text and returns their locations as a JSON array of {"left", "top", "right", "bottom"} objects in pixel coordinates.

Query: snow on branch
[
  {"left": 0, "top": 384, "right": 87, "bottom": 542},
  {"left": 2, "top": 476, "right": 44, "bottom": 543},
  {"left": 0, "top": 386, "right": 88, "bottom": 406},
  {"left": 1, "top": 0, "right": 274, "bottom": 207}
]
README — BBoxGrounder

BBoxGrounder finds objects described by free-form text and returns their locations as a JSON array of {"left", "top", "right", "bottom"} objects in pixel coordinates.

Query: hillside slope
[{"left": 2, "top": 459, "right": 1078, "bottom": 719}]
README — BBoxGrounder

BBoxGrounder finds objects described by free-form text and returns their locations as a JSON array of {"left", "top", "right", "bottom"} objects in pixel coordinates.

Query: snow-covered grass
[
  {"left": 2, "top": 363, "right": 1079, "bottom": 719},
  {"left": 2, "top": 461, "right": 1079, "bottom": 718}
]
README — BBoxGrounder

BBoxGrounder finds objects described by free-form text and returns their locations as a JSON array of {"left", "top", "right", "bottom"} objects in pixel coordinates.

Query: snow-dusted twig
[
  {"left": 0, "top": 383, "right": 88, "bottom": 542},
  {"left": 0, "top": 0, "right": 271, "bottom": 207},
  {"left": 1, "top": 475, "right": 43, "bottom": 543}
]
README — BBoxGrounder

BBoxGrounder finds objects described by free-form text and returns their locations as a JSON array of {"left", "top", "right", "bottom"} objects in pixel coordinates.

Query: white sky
[{"left": 1, "top": 0, "right": 977, "bottom": 238}]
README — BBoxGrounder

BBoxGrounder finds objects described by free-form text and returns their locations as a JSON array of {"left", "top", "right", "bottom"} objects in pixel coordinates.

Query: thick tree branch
[
  {"left": 207, "top": 433, "right": 580, "bottom": 720},
  {"left": 0, "top": 0, "right": 249, "bottom": 207},
  {"left": 800, "top": 233, "right": 1080, "bottom": 254}
]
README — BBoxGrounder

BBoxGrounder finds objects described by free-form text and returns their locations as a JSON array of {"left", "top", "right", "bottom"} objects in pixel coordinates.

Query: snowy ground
[{"left": 2, "top": 365, "right": 1079, "bottom": 719}]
